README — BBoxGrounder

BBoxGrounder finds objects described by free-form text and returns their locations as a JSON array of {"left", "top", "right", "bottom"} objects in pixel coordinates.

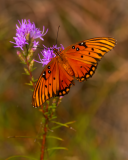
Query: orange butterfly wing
[
  {"left": 32, "top": 57, "right": 74, "bottom": 107},
  {"left": 32, "top": 37, "right": 116, "bottom": 107},
  {"left": 63, "top": 37, "right": 116, "bottom": 81}
]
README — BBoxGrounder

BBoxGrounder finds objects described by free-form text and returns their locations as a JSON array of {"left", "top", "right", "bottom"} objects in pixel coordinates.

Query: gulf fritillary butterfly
[{"left": 32, "top": 37, "right": 116, "bottom": 107}]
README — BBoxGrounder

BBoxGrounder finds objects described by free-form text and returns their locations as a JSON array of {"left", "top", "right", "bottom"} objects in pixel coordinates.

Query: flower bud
[
  {"left": 27, "top": 50, "right": 33, "bottom": 61},
  {"left": 29, "top": 59, "right": 34, "bottom": 71},
  {"left": 24, "top": 68, "right": 30, "bottom": 75},
  {"left": 17, "top": 51, "right": 26, "bottom": 63}
]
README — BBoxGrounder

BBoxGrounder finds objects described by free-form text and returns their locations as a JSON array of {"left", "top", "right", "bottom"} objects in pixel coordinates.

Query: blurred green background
[{"left": 1, "top": 0, "right": 128, "bottom": 159}]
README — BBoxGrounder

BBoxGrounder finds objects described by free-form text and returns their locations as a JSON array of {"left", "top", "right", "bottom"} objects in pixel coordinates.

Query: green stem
[
  {"left": 25, "top": 54, "right": 48, "bottom": 160},
  {"left": 25, "top": 57, "right": 35, "bottom": 88},
  {"left": 40, "top": 104, "right": 49, "bottom": 160}
]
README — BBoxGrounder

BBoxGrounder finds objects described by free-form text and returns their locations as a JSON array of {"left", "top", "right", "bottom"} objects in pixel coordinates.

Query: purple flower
[
  {"left": 34, "top": 44, "right": 64, "bottom": 66},
  {"left": 33, "top": 40, "right": 39, "bottom": 51},
  {"left": 10, "top": 19, "right": 48, "bottom": 50}
]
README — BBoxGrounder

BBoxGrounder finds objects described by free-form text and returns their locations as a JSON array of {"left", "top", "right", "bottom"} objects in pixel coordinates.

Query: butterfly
[{"left": 32, "top": 37, "right": 116, "bottom": 107}]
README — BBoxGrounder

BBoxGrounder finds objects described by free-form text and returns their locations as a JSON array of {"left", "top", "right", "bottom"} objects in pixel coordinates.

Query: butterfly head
[{"left": 53, "top": 48, "right": 62, "bottom": 56}]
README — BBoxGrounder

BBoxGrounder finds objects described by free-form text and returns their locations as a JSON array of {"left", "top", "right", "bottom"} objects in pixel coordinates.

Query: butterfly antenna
[{"left": 56, "top": 25, "right": 60, "bottom": 45}]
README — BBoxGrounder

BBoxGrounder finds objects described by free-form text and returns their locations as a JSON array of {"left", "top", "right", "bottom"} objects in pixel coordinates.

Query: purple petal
[
  {"left": 10, "top": 19, "right": 48, "bottom": 50},
  {"left": 35, "top": 44, "right": 64, "bottom": 66}
]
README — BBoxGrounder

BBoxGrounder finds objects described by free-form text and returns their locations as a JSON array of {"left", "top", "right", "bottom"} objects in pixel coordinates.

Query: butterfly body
[{"left": 32, "top": 37, "right": 116, "bottom": 107}]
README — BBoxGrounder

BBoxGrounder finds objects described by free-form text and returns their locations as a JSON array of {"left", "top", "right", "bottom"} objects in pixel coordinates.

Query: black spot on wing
[
  {"left": 42, "top": 71, "right": 46, "bottom": 80},
  {"left": 76, "top": 64, "right": 98, "bottom": 82},
  {"left": 78, "top": 42, "right": 88, "bottom": 48},
  {"left": 76, "top": 47, "right": 79, "bottom": 51},
  {"left": 57, "top": 83, "right": 73, "bottom": 96},
  {"left": 72, "top": 46, "right": 75, "bottom": 49},
  {"left": 96, "top": 53, "right": 102, "bottom": 57},
  {"left": 48, "top": 92, "right": 50, "bottom": 99},
  {"left": 48, "top": 70, "right": 51, "bottom": 74}
]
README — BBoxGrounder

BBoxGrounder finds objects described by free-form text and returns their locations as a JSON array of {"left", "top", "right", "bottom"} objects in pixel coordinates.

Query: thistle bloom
[
  {"left": 10, "top": 19, "right": 48, "bottom": 50},
  {"left": 35, "top": 44, "right": 64, "bottom": 66}
]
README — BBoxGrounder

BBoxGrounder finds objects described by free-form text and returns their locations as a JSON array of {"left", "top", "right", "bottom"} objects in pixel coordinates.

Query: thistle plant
[
  {"left": 10, "top": 19, "right": 74, "bottom": 160},
  {"left": 34, "top": 44, "right": 64, "bottom": 66},
  {"left": 10, "top": 19, "right": 48, "bottom": 88}
]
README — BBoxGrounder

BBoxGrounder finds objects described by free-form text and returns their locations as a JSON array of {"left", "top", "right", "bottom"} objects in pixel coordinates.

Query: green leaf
[
  {"left": 6, "top": 155, "right": 38, "bottom": 160},
  {"left": 46, "top": 136, "right": 63, "bottom": 141},
  {"left": 28, "top": 59, "right": 32, "bottom": 63},
  {"left": 22, "top": 72, "right": 28, "bottom": 75},
  {"left": 44, "top": 112, "right": 49, "bottom": 116},
  {"left": 29, "top": 59, "right": 34, "bottom": 70},
  {"left": 51, "top": 125, "right": 63, "bottom": 130},
  {"left": 48, "top": 105, "right": 57, "bottom": 109},
  {"left": 49, "top": 116, "right": 57, "bottom": 120},
  {"left": 51, "top": 121, "right": 69, "bottom": 127},
  {"left": 20, "top": 61, "right": 27, "bottom": 64},
  {"left": 8, "top": 135, "right": 63, "bottom": 141},
  {"left": 24, "top": 68, "right": 30, "bottom": 75},
  {"left": 47, "top": 147, "right": 68, "bottom": 151},
  {"left": 30, "top": 67, "right": 37, "bottom": 72},
  {"left": 51, "top": 120, "right": 76, "bottom": 130},
  {"left": 25, "top": 81, "right": 33, "bottom": 86},
  {"left": 31, "top": 77, "right": 35, "bottom": 83},
  {"left": 33, "top": 78, "right": 38, "bottom": 82},
  {"left": 30, "top": 88, "right": 34, "bottom": 92},
  {"left": 65, "top": 121, "right": 76, "bottom": 125}
]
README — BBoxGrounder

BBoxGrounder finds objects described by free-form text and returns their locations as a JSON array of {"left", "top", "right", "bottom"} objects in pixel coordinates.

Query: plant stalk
[
  {"left": 25, "top": 57, "right": 48, "bottom": 160},
  {"left": 40, "top": 104, "right": 49, "bottom": 160}
]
